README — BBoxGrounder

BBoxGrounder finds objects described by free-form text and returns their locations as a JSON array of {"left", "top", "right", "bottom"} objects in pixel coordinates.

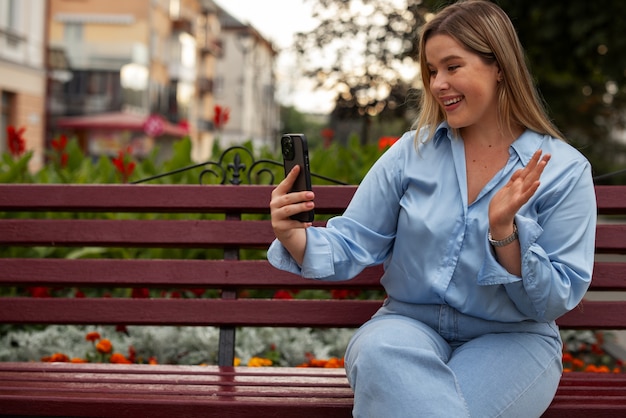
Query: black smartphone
[{"left": 281, "top": 133, "right": 314, "bottom": 222}]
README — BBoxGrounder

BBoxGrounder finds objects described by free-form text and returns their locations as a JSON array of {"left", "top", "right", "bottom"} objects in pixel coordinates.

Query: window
[
  {"left": 0, "top": 91, "right": 16, "bottom": 155},
  {"left": 7, "top": 0, "right": 18, "bottom": 31},
  {"left": 64, "top": 22, "right": 83, "bottom": 45}
]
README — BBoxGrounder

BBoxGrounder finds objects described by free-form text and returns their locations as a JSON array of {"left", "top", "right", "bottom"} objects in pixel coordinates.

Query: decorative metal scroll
[{"left": 132, "top": 146, "right": 348, "bottom": 185}]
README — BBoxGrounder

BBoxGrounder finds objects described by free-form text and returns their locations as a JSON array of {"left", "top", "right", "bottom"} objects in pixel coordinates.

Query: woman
[{"left": 268, "top": 1, "right": 597, "bottom": 416}]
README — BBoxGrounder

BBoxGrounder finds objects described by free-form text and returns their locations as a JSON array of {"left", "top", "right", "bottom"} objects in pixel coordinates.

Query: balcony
[
  {"left": 52, "top": 41, "right": 136, "bottom": 71},
  {"left": 200, "top": 39, "right": 223, "bottom": 58}
]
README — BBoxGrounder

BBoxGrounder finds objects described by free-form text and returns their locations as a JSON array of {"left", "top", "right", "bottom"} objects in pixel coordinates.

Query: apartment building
[
  {"left": 47, "top": 0, "right": 223, "bottom": 163},
  {"left": 0, "top": 0, "right": 47, "bottom": 171},
  {"left": 214, "top": 7, "right": 280, "bottom": 152}
]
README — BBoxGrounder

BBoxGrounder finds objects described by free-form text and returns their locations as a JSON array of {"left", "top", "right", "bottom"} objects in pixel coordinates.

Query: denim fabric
[{"left": 345, "top": 299, "right": 563, "bottom": 417}]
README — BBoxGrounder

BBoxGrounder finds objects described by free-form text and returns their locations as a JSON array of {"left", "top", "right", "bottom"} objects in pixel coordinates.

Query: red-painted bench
[{"left": 0, "top": 183, "right": 624, "bottom": 417}]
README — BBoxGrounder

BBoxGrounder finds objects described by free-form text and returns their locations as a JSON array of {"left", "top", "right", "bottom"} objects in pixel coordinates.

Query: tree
[{"left": 295, "top": 0, "right": 626, "bottom": 181}]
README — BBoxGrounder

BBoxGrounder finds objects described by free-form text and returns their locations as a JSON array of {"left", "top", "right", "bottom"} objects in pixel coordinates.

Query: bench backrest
[{"left": 0, "top": 184, "right": 625, "bottom": 365}]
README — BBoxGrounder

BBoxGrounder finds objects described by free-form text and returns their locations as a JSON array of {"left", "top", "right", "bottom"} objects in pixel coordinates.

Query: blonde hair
[{"left": 414, "top": 0, "right": 563, "bottom": 143}]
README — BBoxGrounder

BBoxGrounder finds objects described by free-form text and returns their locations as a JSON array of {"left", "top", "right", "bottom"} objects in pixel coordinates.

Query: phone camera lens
[{"left": 281, "top": 136, "right": 295, "bottom": 160}]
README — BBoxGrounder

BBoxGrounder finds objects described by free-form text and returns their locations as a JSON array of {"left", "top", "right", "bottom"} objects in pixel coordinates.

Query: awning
[{"left": 56, "top": 112, "right": 189, "bottom": 137}]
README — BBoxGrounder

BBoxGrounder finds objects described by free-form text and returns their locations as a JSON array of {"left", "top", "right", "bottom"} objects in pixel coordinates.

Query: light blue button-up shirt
[{"left": 268, "top": 123, "right": 597, "bottom": 324}]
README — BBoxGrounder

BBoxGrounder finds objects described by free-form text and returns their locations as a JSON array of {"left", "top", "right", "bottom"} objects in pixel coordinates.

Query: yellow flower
[{"left": 247, "top": 356, "right": 273, "bottom": 367}]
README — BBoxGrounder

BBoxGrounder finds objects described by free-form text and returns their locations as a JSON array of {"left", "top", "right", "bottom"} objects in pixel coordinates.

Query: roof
[{"left": 55, "top": 112, "right": 189, "bottom": 137}]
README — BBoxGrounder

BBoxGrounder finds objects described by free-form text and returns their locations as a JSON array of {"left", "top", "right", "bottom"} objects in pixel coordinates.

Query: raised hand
[
  {"left": 489, "top": 150, "right": 550, "bottom": 235},
  {"left": 269, "top": 165, "right": 314, "bottom": 264}
]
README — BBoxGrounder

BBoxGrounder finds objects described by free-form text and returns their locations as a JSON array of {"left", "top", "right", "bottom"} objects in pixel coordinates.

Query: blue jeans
[{"left": 344, "top": 299, "right": 563, "bottom": 417}]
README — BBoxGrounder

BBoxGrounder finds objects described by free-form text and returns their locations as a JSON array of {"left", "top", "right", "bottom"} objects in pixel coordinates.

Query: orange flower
[
  {"left": 70, "top": 358, "right": 88, "bottom": 363},
  {"left": 296, "top": 355, "right": 345, "bottom": 368},
  {"left": 85, "top": 332, "right": 101, "bottom": 342},
  {"left": 572, "top": 358, "right": 585, "bottom": 369},
  {"left": 110, "top": 353, "right": 132, "bottom": 364},
  {"left": 96, "top": 338, "right": 113, "bottom": 354},
  {"left": 148, "top": 357, "right": 158, "bottom": 365},
  {"left": 42, "top": 353, "right": 69, "bottom": 362}
]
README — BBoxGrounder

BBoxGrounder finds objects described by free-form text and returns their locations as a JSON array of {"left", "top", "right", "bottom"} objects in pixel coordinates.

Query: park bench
[{"left": 0, "top": 149, "right": 624, "bottom": 417}]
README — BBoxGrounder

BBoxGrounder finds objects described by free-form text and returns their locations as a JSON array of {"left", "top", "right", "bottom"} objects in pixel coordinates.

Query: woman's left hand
[{"left": 488, "top": 149, "right": 550, "bottom": 234}]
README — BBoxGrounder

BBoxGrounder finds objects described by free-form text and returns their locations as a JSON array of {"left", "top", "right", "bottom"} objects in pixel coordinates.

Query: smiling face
[{"left": 425, "top": 34, "right": 502, "bottom": 136}]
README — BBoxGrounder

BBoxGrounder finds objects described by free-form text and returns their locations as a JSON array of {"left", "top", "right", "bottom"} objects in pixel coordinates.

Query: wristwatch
[{"left": 488, "top": 223, "right": 518, "bottom": 247}]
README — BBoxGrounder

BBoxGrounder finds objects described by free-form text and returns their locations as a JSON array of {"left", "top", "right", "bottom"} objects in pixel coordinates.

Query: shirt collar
[
  {"left": 510, "top": 129, "right": 546, "bottom": 166},
  {"left": 432, "top": 122, "right": 546, "bottom": 166},
  {"left": 432, "top": 121, "right": 453, "bottom": 146}
]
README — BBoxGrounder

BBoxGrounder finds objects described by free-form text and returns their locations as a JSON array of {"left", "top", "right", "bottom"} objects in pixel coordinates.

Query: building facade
[
  {"left": 214, "top": 7, "right": 280, "bottom": 152},
  {"left": 0, "top": 0, "right": 47, "bottom": 171},
  {"left": 47, "top": 0, "right": 224, "bottom": 162}
]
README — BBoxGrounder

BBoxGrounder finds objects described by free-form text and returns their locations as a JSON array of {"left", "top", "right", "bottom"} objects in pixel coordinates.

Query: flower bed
[{"left": 0, "top": 325, "right": 354, "bottom": 368}]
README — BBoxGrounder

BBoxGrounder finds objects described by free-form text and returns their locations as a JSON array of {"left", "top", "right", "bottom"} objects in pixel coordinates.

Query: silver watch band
[{"left": 488, "top": 223, "right": 518, "bottom": 247}]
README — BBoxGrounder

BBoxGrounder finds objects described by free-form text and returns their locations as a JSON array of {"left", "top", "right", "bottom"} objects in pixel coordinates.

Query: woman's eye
[{"left": 448, "top": 65, "right": 460, "bottom": 72}]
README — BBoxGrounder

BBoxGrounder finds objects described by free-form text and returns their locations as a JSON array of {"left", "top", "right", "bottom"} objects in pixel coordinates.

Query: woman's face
[{"left": 425, "top": 34, "right": 501, "bottom": 134}]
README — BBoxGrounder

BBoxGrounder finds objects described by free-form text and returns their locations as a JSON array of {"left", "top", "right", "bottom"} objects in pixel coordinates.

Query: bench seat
[{"left": 1, "top": 363, "right": 625, "bottom": 418}]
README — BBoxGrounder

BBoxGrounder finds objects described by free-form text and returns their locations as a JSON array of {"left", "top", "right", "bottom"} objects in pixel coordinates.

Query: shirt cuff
[
  {"left": 267, "top": 228, "right": 336, "bottom": 279},
  {"left": 477, "top": 215, "right": 542, "bottom": 285}
]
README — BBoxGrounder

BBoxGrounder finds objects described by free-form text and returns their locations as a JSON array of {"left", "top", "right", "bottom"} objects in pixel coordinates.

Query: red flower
[
  {"left": 378, "top": 136, "right": 399, "bottom": 151},
  {"left": 27, "top": 287, "right": 51, "bottom": 298},
  {"left": 51, "top": 134, "right": 69, "bottom": 168},
  {"left": 112, "top": 148, "right": 136, "bottom": 183},
  {"left": 85, "top": 332, "right": 101, "bottom": 342},
  {"left": 51, "top": 134, "right": 67, "bottom": 151},
  {"left": 321, "top": 128, "right": 335, "bottom": 148},
  {"left": 331, "top": 289, "right": 350, "bottom": 299},
  {"left": 213, "top": 105, "right": 230, "bottom": 130},
  {"left": 189, "top": 288, "right": 206, "bottom": 298},
  {"left": 131, "top": 288, "right": 150, "bottom": 298},
  {"left": 7, "top": 126, "right": 26, "bottom": 157},
  {"left": 273, "top": 290, "right": 294, "bottom": 299},
  {"left": 128, "top": 345, "right": 137, "bottom": 363}
]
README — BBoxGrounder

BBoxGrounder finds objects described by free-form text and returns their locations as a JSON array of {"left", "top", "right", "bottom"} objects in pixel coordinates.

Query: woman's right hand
[{"left": 269, "top": 165, "right": 314, "bottom": 264}]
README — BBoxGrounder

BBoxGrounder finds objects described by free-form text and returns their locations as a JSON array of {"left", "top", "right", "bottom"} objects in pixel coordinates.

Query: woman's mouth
[{"left": 443, "top": 96, "right": 463, "bottom": 107}]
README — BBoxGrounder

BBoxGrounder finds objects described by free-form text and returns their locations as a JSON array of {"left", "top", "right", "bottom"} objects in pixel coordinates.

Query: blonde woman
[{"left": 268, "top": 1, "right": 596, "bottom": 416}]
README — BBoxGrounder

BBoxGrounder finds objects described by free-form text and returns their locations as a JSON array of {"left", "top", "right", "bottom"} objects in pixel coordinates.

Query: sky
[{"left": 213, "top": 0, "right": 336, "bottom": 114}]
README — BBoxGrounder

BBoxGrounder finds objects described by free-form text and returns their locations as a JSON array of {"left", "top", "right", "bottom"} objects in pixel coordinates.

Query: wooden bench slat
[
  {"left": 590, "top": 262, "right": 626, "bottom": 290},
  {"left": 0, "top": 219, "right": 622, "bottom": 251},
  {"left": 0, "top": 258, "right": 385, "bottom": 289},
  {"left": 596, "top": 224, "right": 626, "bottom": 254},
  {"left": 556, "top": 301, "right": 626, "bottom": 329},
  {"left": 1, "top": 258, "right": 622, "bottom": 290},
  {"left": 0, "top": 184, "right": 356, "bottom": 214},
  {"left": 0, "top": 184, "right": 620, "bottom": 214},
  {"left": 595, "top": 185, "right": 626, "bottom": 215},
  {"left": 0, "top": 219, "right": 276, "bottom": 248},
  {"left": 1, "top": 298, "right": 624, "bottom": 329},
  {"left": 0, "top": 298, "right": 383, "bottom": 327}
]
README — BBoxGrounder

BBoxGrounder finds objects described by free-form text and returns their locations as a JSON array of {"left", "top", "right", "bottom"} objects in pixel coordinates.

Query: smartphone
[{"left": 281, "top": 133, "right": 314, "bottom": 222}]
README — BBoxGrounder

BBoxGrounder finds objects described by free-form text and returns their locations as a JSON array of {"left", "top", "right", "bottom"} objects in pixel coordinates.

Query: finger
[{"left": 274, "top": 165, "right": 300, "bottom": 195}]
